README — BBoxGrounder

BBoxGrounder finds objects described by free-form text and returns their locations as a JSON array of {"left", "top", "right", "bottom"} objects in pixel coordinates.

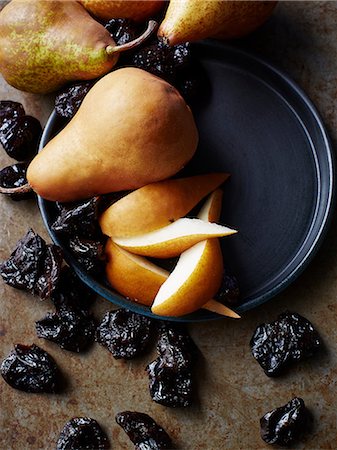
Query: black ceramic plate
[{"left": 38, "top": 41, "right": 335, "bottom": 322}]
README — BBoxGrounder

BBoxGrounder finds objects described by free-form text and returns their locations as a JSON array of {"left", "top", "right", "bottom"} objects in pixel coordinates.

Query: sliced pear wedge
[{"left": 113, "top": 217, "right": 237, "bottom": 258}]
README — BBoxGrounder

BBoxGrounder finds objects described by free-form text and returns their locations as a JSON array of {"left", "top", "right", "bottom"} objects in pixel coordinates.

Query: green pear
[
  {"left": 0, "top": 0, "right": 156, "bottom": 94},
  {"left": 158, "top": 0, "right": 277, "bottom": 46},
  {"left": 27, "top": 68, "right": 199, "bottom": 202}
]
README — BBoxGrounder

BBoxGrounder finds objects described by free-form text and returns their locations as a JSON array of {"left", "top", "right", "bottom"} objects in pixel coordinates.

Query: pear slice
[
  {"left": 113, "top": 218, "right": 236, "bottom": 258},
  {"left": 100, "top": 173, "right": 229, "bottom": 238},
  {"left": 203, "top": 299, "right": 240, "bottom": 319}
]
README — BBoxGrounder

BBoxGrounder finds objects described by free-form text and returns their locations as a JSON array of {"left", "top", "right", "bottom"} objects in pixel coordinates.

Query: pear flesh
[
  {"left": 158, "top": 0, "right": 277, "bottom": 45},
  {"left": 27, "top": 68, "right": 199, "bottom": 202}
]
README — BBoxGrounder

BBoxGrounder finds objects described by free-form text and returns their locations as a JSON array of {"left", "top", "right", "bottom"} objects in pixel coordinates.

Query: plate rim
[{"left": 38, "top": 41, "right": 336, "bottom": 321}]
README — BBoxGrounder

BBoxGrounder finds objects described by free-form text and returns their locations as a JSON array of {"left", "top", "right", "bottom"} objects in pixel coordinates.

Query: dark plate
[{"left": 38, "top": 41, "right": 335, "bottom": 322}]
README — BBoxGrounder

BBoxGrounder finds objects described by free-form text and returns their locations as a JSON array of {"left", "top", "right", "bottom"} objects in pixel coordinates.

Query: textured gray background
[{"left": 0, "top": 2, "right": 337, "bottom": 449}]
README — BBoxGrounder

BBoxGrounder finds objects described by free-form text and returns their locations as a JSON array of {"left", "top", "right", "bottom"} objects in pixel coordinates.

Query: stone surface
[{"left": 0, "top": 1, "right": 337, "bottom": 449}]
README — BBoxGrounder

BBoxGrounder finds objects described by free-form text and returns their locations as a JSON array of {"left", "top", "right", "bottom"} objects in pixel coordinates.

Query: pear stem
[
  {"left": 0, "top": 183, "right": 32, "bottom": 196},
  {"left": 106, "top": 20, "right": 158, "bottom": 55}
]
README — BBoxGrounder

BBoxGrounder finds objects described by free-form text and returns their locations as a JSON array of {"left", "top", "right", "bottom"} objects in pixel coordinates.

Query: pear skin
[
  {"left": 81, "top": 0, "right": 164, "bottom": 22},
  {"left": 27, "top": 68, "right": 198, "bottom": 201},
  {"left": 100, "top": 173, "right": 229, "bottom": 238},
  {"left": 158, "top": 0, "right": 277, "bottom": 45}
]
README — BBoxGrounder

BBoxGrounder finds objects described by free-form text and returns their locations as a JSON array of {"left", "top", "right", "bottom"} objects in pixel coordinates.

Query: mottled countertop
[{"left": 1, "top": 2, "right": 337, "bottom": 449}]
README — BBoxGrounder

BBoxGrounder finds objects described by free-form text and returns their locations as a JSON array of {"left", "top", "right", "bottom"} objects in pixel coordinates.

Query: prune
[
  {"left": 0, "top": 162, "right": 33, "bottom": 201},
  {"left": 260, "top": 397, "right": 311, "bottom": 446},
  {"left": 36, "top": 308, "right": 96, "bottom": 352},
  {"left": 52, "top": 197, "right": 101, "bottom": 239},
  {"left": 55, "top": 81, "right": 94, "bottom": 120},
  {"left": 1, "top": 344, "right": 59, "bottom": 393},
  {"left": 56, "top": 417, "right": 110, "bottom": 450},
  {"left": 105, "top": 18, "right": 138, "bottom": 45},
  {"left": 52, "top": 266, "right": 95, "bottom": 312},
  {"left": 96, "top": 309, "right": 153, "bottom": 359},
  {"left": 34, "top": 244, "right": 63, "bottom": 300},
  {"left": 0, "top": 100, "right": 25, "bottom": 122},
  {"left": 147, "top": 357, "right": 193, "bottom": 408},
  {"left": 131, "top": 39, "right": 191, "bottom": 83},
  {"left": 116, "top": 411, "right": 173, "bottom": 450},
  {"left": 157, "top": 324, "right": 197, "bottom": 372},
  {"left": 69, "top": 236, "right": 105, "bottom": 275},
  {"left": 215, "top": 272, "right": 240, "bottom": 306},
  {"left": 0, "top": 229, "right": 45, "bottom": 292},
  {"left": 250, "top": 311, "right": 321, "bottom": 376},
  {"left": 0, "top": 114, "right": 42, "bottom": 160}
]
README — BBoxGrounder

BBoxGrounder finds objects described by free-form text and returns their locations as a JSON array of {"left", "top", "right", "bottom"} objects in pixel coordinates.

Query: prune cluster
[
  {"left": 96, "top": 309, "right": 154, "bottom": 359},
  {"left": 1, "top": 344, "right": 60, "bottom": 393},
  {"left": 116, "top": 411, "right": 173, "bottom": 449},
  {"left": 250, "top": 311, "right": 321, "bottom": 376},
  {"left": 56, "top": 417, "right": 110, "bottom": 450},
  {"left": 215, "top": 271, "right": 240, "bottom": 306},
  {"left": 0, "top": 101, "right": 41, "bottom": 200},
  {"left": 51, "top": 197, "right": 106, "bottom": 275},
  {"left": 260, "top": 397, "right": 311, "bottom": 447},
  {"left": 146, "top": 324, "right": 197, "bottom": 407}
]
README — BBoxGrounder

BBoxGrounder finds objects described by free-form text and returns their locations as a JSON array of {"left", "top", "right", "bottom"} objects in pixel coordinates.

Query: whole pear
[
  {"left": 81, "top": 0, "right": 165, "bottom": 22},
  {"left": 0, "top": 0, "right": 156, "bottom": 94},
  {"left": 158, "top": 0, "right": 277, "bottom": 45},
  {"left": 27, "top": 68, "right": 199, "bottom": 202}
]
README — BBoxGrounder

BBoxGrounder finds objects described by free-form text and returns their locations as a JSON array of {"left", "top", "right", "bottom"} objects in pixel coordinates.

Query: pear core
[{"left": 27, "top": 68, "right": 199, "bottom": 202}]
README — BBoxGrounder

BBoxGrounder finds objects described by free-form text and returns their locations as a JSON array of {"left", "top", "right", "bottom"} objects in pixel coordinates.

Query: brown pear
[
  {"left": 158, "top": 0, "right": 277, "bottom": 45},
  {"left": 81, "top": 0, "right": 165, "bottom": 22},
  {"left": 27, "top": 68, "right": 198, "bottom": 202}
]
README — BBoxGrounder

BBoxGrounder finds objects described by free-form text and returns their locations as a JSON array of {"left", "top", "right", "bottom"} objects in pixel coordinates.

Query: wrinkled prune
[
  {"left": 96, "top": 309, "right": 153, "bottom": 359},
  {"left": 52, "top": 197, "right": 101, "bottom": 239},
  {"left": 0, "top": 162, "right": 33, "bottom": 201},
  {"left": 147, "top": 358, "right": 193, "bottom": 408},
  {"left": 52, "top": 266, "right": 95, "bottom": 312},
  {"left": 215, "top": 272, "right": 240, "bottom": 306},
  {"left": 0, "top": 114, "right": 42, "bottom": 161},
  {"left": 260, "top": 397, "right": 311, "bottom": 446},
  {"left": 157, "top": 324, "right": 197, "bottom": 372},
  {"left": 36, "top": 308, "right": 95, "bottom": 352},
  {"left": 131, "top": 39, "right": 191, "bottom": 83},
  {"left": 34, "top": 244, "right": 63, "bottom": 300},
  {"left": 250, "top": 311, "right": 321, "bottom": 376},
  {"left": 56, "top": 417, "right": 109, "bottom": 450},
  {"left": 1, "top": 344, "right": 59, "bottom": 393},
  {"left": 69, "top": 236, "right": 105, "bottom": 275},
  {"left": 0, "top": 229, "right": 45, "bottom": 291},
  {"left": 55, "top": 81, "right": 94, "bottom": 120},
  {"left": 116, "top": 411, "right": 173, "bottom": 450},
  {"left": 0, "top": 100, "right": 25, "bottom": 122},
  {"left": 105, "top": 18, "right": 138, "bottom": 45}
]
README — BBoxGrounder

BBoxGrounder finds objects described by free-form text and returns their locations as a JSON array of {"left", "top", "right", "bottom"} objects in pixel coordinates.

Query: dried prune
[
  {"left": 36, "top": 308, "right": 96, "bottom": 352},
  {"left": 250, "top": 311, "right": 321, "bottom": 376},
  {"left": 116, "top": 411, "right": 173, "bottom": 449},
  {"left": 69, "top": 236, "right": 105, "bottom": 275},
  {"left": 0, "top": 162, "right": 33, "bottom": 201},
  {"left": 215, "top": 272, "right": 240, "bottom": 306},
  {"left": 96, "top": 309, "right": 153, "bottom": 359},
  {"left": 105, "top": 18, "right": 138, "bottom": 45},
  {"left": 147, "top": 358, "right": 193, "bottom": 408},
  {"left": 0, "top": 100, "right": 25, "bottom": 122},
  {"left": 34, "top": 244, "right": 63, "bottom": 300},
  {"left": 131, "top": 39, "right": 191, "bottom": 83},
  {"left": 1, "top": 344, "right": 59, "bottom": 393},
  {"left": 55, "top": 81, "right": 94, "bottom": 120},
  {"left": 260, "top": 397, "right": 311, "bottom": 446},
  {"left": 56, "top": 417, "right": 109, "bottom": 450},
  {"left": 0, "top": 229, "right": 45, "bottom": 291},
  {"left": 157, "top": 324, "right": 197, "bottom": 372},
  {"left": 0, "top": 114, "right": 42, "bottom": 161},
  {"left": 52, "top": 266, "right": 95, "bottom": 312},
  {"left": 52, "top": 197, "right": 101, "bottom": 239}
]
